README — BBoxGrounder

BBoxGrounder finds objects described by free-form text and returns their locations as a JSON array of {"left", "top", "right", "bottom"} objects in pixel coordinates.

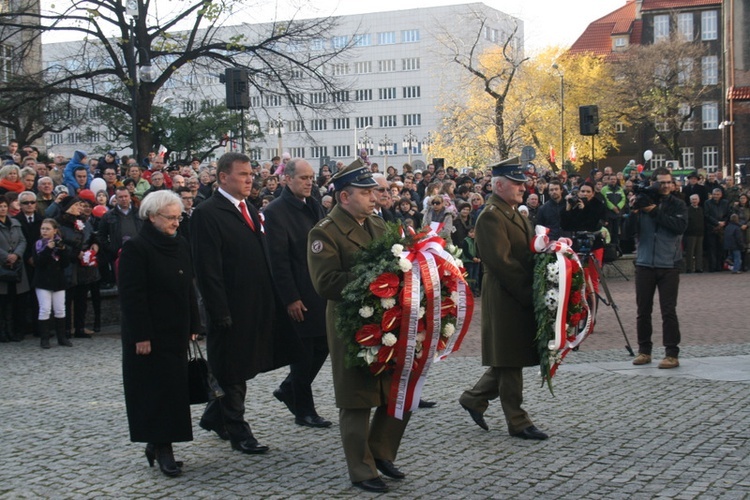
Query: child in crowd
[
  {"left": 33, "top": 219, "right": 72, "bottom": 348},
  {"left": 461, "top": 226, "right": 481, "bottom": 296}
]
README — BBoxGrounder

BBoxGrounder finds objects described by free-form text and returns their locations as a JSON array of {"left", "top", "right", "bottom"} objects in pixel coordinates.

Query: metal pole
[
  {"left": 240, "top": 110, "right": 246, "bottom": 153},
  {"left": 130, "top": 18, "right": 139, "bottom": 163},
  {"left": 560, "top": 74, "right": 565, "bottom": 171}
]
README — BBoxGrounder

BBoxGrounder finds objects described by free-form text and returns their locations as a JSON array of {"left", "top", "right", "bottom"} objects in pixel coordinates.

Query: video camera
[
  {"left": 571, "top": 231, "right": 599, "bottom": 254},
  {"left": 631, "top": 176, "right": 660, "bottom": 210}
]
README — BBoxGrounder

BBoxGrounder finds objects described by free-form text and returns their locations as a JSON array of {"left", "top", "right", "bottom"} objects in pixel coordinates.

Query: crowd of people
[{"left": 2, "top": 139, "right": 744, "bottom": 489}]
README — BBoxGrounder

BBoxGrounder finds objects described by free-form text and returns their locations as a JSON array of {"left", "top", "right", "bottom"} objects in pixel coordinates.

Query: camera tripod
[{"left": 578, "top": 250, "right": 635, "bottom": 357}]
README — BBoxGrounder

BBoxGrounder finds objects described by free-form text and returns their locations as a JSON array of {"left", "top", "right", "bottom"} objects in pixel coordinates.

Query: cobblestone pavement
[{"left": 0, "top": 272, "right": 748, "bottom": 498}]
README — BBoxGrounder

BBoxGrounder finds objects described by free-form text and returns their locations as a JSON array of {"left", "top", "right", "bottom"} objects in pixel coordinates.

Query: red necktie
[{"left": 238, "top": 201, "right": 256, "bottom": 231}]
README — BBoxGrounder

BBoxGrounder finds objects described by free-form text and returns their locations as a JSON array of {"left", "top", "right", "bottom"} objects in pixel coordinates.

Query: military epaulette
[{"left": 316, "top": 218, "right": 332, "bottom": 229}]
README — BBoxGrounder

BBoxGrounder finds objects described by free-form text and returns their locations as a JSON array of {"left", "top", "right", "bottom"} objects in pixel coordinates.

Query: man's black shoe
[
  {"left": 460, "top": 403, "right": 488, "bottom": 431},
  {"left": 511, "top": 425, "right": 549, "bottom": 440},
  {"left": 231, "top": 438, "right": 269, "bottom": 454},
  {"left": 418, "top": 399, "right": 437, "bottom": 408},
  {"left": 374, "top": 459, "right": 405, "bottom": 479},
  {"left": 273, "top": 388, "right": 295, "bottom": 416},
  {"left": 199, "top": 420, "right": 230, "bottom": 441},
  {"left": 353, "top": 477, "right": 388, "bottom": 492},
  {"left": 295, "top": 415, "right": 332, "bottom": 428}
]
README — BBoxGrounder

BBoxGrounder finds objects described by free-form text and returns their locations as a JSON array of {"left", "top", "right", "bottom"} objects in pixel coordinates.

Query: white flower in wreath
[
  {"left": 442, "top": 323, "right": 456, "bottom": 338},
  {"left": 358, "top": 306, "right": 374, "bottom": 318},
  {"left": 451, "top": 291, "right": 460, "bottom": 306},
  {"left": 546, "top": 263, "right": 559, "bottom": 283},
  {"left": 418, "top": 307, "right": 425, "bottom": 319},
  {"left": 381, "top": 297, "right": 396, "bottom": 310},
  {"left": 416, "top": 332, "right": 426, "bottom": 342},
  {"left": 398, "top": 258, "right": 413, "bottom": 272},
  {"left": 544, "top": 289, "right": 559, "bottom": 311},
  {"left": 391, "top": 244, "right": 404, "bottom": 257},
  {"left": 382, "top": 333, "right": 397, "bottom": 346},
  {"left": 362, "top": 346, "right": 380, "bottom": 364}
]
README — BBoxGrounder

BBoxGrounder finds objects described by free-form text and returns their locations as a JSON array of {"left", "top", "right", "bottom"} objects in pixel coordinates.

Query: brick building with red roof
[{"left": 569, "top": 0, "right": 747, "bottom": 181}]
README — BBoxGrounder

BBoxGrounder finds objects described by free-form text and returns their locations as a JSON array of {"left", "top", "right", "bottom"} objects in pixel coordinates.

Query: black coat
[
  {"left": 57, "top": 214, "right": 86, "bottom": 288},
  {"left": 191, "top": 191, "right": 299, "bottom": 384},
  {"left": 263, "top": 187, "right": 327, "bottom": 338},
  {"left": 32, "top": 239, "right": 72, "bottom": 291},
  {"left": 119, "top": 220, "right": 200, "bottom": 444}
]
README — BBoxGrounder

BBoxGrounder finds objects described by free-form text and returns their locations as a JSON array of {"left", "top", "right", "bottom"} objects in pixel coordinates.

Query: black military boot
[
  {"left": 55, "top": 318, "right": 72, "bottom": 347},
  {"left": 39, "top": 319, "right": 52, "bottom": 349}
]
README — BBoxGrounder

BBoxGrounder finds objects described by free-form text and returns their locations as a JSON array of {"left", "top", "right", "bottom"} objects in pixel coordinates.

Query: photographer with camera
[
  {"left": 624, "top": 167, "right": 687, "bottom": 369},
  {"left": 561, "top": 182, "right": 607, "bottom": 290}
]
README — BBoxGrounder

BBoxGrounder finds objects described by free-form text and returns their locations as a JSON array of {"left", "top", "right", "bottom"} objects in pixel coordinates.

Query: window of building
[
  {"left": 355, "top": 89, "right": 372, "bottom": 101},
  {"left": 332, "top": 91, "right": 350, "bottom": 102},
  {"left": 311, "top": 38, "right": 325, "bottom": 51},
  {"left": 402, "top": 29, "right": 420, "bottom": 43},
  {"left": 265, "top": 95, "right": 283, "bottom": 107},
  {"left": 702, "top": 102, "right": 718, "bottom": 129},
  {"left": 677, "top": 58, "right": 693, "bottom": 85},
  {"left": 402, "top": 86, "right": 421, "bottom": 99},
  {"left": 267, "top": 148, "right": 280, "bottom": 158},
  {"left": 378, "top": 87, "right": 397, "bottom": 100},
  {"left": 289, "top": 94, "right": 305, "bottom": 105},
  {"left": 332, "top": 118, "right": 350, "bottom": 130},
  {"left": 331, "top": 36, "right": 348, "bottom": 49},
  {"left": 354, "top": 34, "right": 371, "bottom": 47},
  {"left": 310, "top": 119, "right": 327, "bottom": 131},
  {"left": 401, "top": 58, "right": 420, "bottom": 71},
  {"left": 287, "top": 120, "right": 305, "bottom": 132},
  {"left": 613, "top": 36, "right": 628, "bottom": 50},
  {"left": 290, "top": 68, "right": 304, "bottom": 79},
  {"left": 311, "top": 146, "right": 328, "bottom": 158},
  {"left": 310, "top": 92, "right": 328, "bottom": 105},
  {"left": 378, "top": 59, "right": 396, "bottom": 72},
  {"left": 354, "top": 61, "right": 372, "bottom": 74},
  {"left": 652, "top": 154, "right": 666, "bottom": 169},
  {"left": 653, "top": 14, "right": 669, "bottom": 42},
  {"left": 250, "top": 95, "right": 262, "bottom": 108},
  {"left": 615, "top": 122, "right": 626, "bottom": 133},
  {"left": 50, "top": 133, "right": 64, "bottom": 145},
  {"left": 701, "top": 10, "right": 717, "bottom": 40},
  {"left": 249, "top": 148, "right": 263, "bottom": 161},
  {"left": 333, "top": 145, "right": 351, "bottom": 157},
  {"left": 679, "top": 104, "right": 694, "bottom": 131},
  {"left": 677, "top": 12, "right": 694, "bottom": 41},
  {"left": 331, "top": 63, "right": 349, "bottom": 76},
  {"left": 378, "top": 32, "right": 396, "bottom": 45},
  {"left": 680, "top": 147, "right": 695, "bottom": 169},
  {"left": 702, "top": 146, "right": 718, "bottom": 170},
  {"left": 379, "top": 115, "right": 397, "bottom": 128},
  {"left": 702, "top": 55, "right": 718, "bottom": 85},
  {"left": 355, "top": 116, "right": 373, "bottom": 129},
  {"left": 403, "top": 114, "right": 421, "bottom": 126},
  {"left": 655, "top": 121, "right": 669, "bottom": 132}
]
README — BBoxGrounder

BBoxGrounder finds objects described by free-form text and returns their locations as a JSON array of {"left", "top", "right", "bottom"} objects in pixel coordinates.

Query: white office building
[{"left": 43, "top": 3, "right": 522, "bottom": 169}]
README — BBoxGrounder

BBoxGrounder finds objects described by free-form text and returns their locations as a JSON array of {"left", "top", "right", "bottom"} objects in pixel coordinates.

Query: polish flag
[{"left": 549, "top": 146, "right": 556, "bottom": 164}]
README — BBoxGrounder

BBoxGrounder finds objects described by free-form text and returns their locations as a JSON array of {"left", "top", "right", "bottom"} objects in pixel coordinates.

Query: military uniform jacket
[
  {"left": 307, "top": 204, "right": 391, "bottom": 408},
  {"left": 474, "top": 194, "right": 539, "bottom": 367}
]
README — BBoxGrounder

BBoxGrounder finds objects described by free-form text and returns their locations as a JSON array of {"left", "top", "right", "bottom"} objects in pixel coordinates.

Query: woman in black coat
[{"left": 119, "top": 190, "right": 200, "bottom": 478}]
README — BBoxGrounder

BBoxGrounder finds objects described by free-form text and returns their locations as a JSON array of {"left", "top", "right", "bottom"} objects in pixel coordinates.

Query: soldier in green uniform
[
  {"left": 307, "top": 159, "right": 410, "bottom": 493},
  {"left": 458, "top": 160, "right": 549, "bottom": 441}
]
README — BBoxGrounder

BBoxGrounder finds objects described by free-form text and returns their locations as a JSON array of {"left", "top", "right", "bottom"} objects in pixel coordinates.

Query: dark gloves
[{"left": 213, "top": 316, "right": 233, "bottom": 330}]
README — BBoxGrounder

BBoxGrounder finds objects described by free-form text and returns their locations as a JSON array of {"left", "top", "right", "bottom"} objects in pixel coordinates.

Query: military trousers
[{"left": 460, "top": 366, "right": 532, "bottom": 434}]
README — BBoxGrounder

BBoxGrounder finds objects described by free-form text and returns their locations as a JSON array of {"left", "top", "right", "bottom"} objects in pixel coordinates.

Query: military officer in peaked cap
[
  {"left": 458, "top": 158, "right": 550, "bottom": 441},
  {"left": 307, "top": 159, "right": 411, "bottom": 493}
]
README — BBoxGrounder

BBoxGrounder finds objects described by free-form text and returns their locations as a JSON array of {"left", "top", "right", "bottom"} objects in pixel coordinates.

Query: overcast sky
[{"left": 250, "top": 0, "right": 628, "bottom": 52}]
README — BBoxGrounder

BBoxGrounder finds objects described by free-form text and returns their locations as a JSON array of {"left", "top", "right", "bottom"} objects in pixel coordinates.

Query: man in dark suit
[
  {"left": 264, "top": 158, "right": 330, "bottom": 428},
  {"left": 191, "top": 152, "right": 297, "bottom": 455},
  {"left": 459, "top": 160, "right": 548, "bottom": 441},
  {"left": 373, "top": 173, "right": 397, "bottom": 221},
  {"left": 15, "top": 191, "right": 43, "bottom": 336},
  {"left": 308, "top": 159, "right": 410, "bottom": 493}
]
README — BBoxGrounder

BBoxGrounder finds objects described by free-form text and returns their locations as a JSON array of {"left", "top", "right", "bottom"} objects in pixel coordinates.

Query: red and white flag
[
  {"left": 549, "top": 146, "right": 556, "bottom": 164},
  {"left": 568, "top": 143, "right": 577, "bottom": 163}
]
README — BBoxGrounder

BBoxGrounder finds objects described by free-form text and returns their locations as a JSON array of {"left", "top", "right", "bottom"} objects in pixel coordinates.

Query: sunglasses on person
[
  {"left": 432, "top": 200, "right": 443, "bottom": 206},
  {"left": 21, "top": 201, "right": 37, "bottom": 205}
]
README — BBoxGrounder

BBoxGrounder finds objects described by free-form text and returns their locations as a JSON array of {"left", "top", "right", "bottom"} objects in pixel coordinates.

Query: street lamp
[
  {"left": 422, "top": 132, "right": 433, "bottom": 161},
  {"left": 354, "top": 124, "right": 371, "bottom": 159},
  {"left": 718, "top": 120, "right": 734, "bottom": 176},
  {"left": 357, "top": 132, "right": 373, "bottom": 157},
  {"left": 552, "top": 63, "right": 565, "bottom": 171},
  {"left": 402, "top": 129, "right": 418, "bottom": 165},
  {"left": 269, "top": 114, "right": 284, "bottom": 157},
  {"left": 126, "top": 3, "right": 155, "bottom": 164},
  {"left": 378, "top": 135, "right": 394, "bottom": 169}
]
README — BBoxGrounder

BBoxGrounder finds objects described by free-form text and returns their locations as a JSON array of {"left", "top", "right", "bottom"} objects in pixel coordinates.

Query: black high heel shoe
[{"left": 145, "top": 443, "right": 183, "bottom": 476}]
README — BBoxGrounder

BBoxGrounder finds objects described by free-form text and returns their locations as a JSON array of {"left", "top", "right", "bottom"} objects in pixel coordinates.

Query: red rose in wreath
[
  {"left": 369, "top": 272, "right": 400, "bottom": 298},
  {"left": 355, "top": 324, "right": 382, "bottom": 347}
]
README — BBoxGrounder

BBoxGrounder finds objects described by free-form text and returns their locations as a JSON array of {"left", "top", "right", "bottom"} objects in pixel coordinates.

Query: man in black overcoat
[
  {"left": 191, "top": 152, "right": 298, "bottom": 455},
  {"left": 264, "top": 158, "right": 331, "bottom": 428}
]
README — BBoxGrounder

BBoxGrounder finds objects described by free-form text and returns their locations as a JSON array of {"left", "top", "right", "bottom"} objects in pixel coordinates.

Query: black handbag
[
  {"left": 0, "top": 262, "right": 22, "bottom": 283},
  {"left": 187, "top": 339, "right": 225, "bottom": 405}
]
